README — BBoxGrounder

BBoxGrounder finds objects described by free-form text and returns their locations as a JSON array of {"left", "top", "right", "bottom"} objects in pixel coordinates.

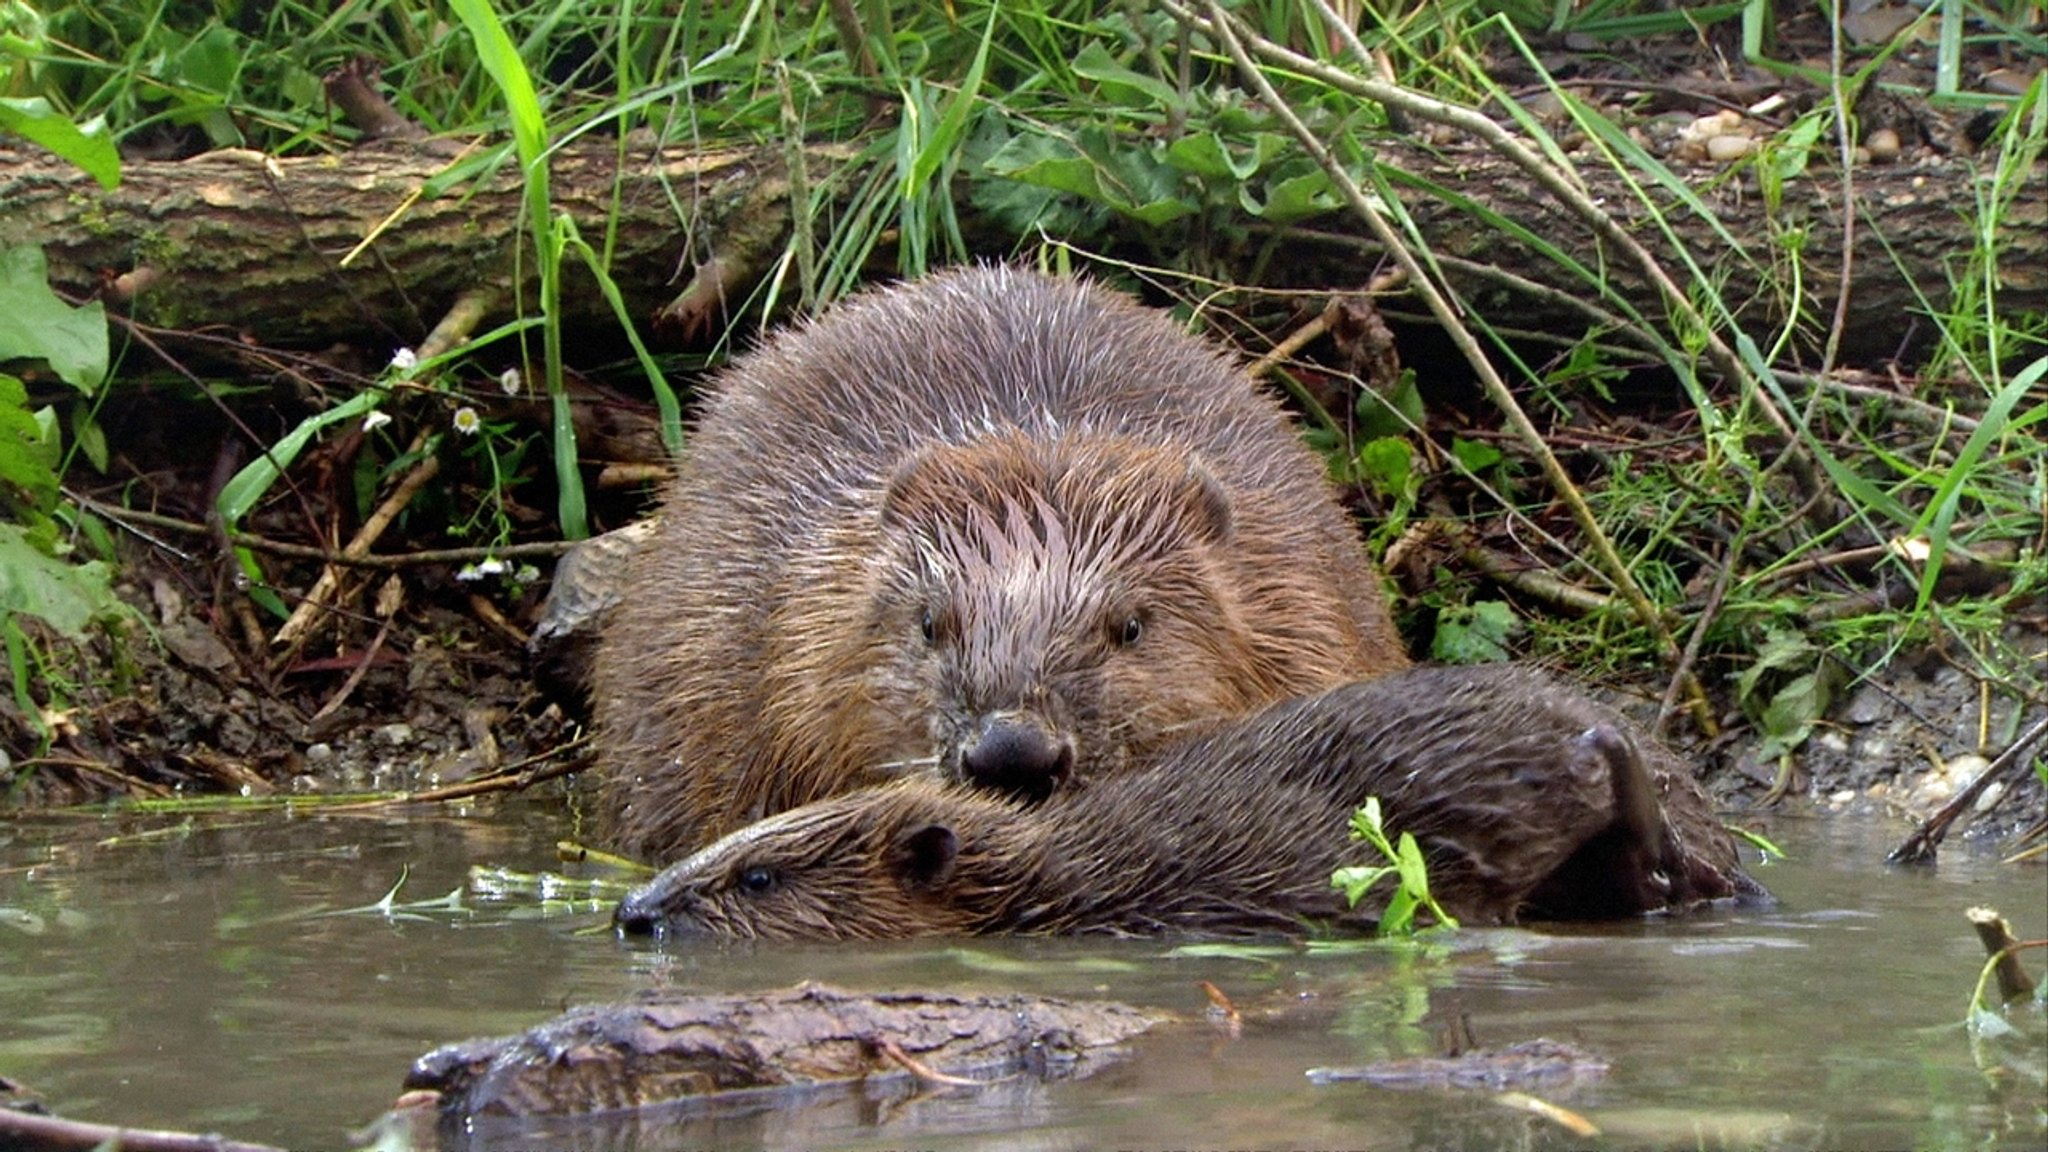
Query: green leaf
[
  {"left": 1450, "top": 437, "right": 1503, "bottom": 473},
  {"left": 1070, "top": 42, "right": 1182, "bottom": 111},
  {"left": 0, "top": 99, "right": 120, "bottom": 189},
  {"left": 0, "top": 375, "right": 58, "bottom": 519},
  {"left": 1354, "top": 436, "right": 1413, "bottom": 501},
  {"left": 170, "top": 22, "right": 240, "bottom": 94},
  {"left": 1758, "top": 670, "right": 1828, "bottom": 757},
  {"left": 216, "top": 385, "right": 388, "bottom": 526},
  {"left": 1430, "top": 599, "right": 1517, "bottom": 664},
  {"left": 0, "top": 246, "right": 110, "bottom": 391},
  {"left": 0, "top": 522, "right": 124, "bottom": 638},
  {"left": 1242, "top": 168, "right": 1337, "bottom": 223},
  {"left": 1353, "top": 372, "right": 1424, "bottom": 439}
]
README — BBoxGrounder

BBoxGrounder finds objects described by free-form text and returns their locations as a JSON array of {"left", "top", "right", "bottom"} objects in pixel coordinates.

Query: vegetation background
[{"left": 0, "top": 0, "right": 2041, "bottom": 835}]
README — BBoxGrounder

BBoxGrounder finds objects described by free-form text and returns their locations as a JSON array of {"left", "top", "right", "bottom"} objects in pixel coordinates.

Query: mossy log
[
  {"left": 2, "top": 135, "right": 2040, "bottom": 365},
  {"left": 400, "top": 982, "right": 1159, "bottom": 1144}
]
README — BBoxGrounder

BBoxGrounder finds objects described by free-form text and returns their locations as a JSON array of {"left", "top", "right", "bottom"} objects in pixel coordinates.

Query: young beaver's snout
[{"left": 614, "top": 666, "right": 1765, "bottom": 941}]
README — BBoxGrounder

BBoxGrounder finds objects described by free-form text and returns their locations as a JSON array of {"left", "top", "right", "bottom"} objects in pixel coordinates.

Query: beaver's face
[
  {"left": 853, "top": 432, "right": 1275, "bottom": 800},
  {"left": 612, "top": 782, "right": 1007, "bottom": 940}
]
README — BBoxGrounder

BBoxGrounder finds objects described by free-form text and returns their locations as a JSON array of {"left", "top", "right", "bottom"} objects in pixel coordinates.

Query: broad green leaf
[
  {"left": 1242, "top": 168, "right": 1337, "bottom": 222},
  {"left": 0, "top": 99, "right": 120, "bottom": 188},
  {"left": 1070, "top": 42, "right": 1182, "bottom": 111},
  {"left": 1355, "top": 436, "right": 1413, "bottom": 500},
  {"left": 0, "top": 522, "right": 124, "bottom": 637},
  {"left": 0, "top": 246, "right": 109, "bottom": 392}
]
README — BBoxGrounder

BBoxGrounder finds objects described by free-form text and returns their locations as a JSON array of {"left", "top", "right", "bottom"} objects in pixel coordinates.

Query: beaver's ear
[
  {"left": 890, "top": 823, "right": 959, "bottom": 892},
  {"left": 879, "top": 444, "right": 964, "bottom": 529},
  {"left": 1176, "top": 458, "right": 1233, "bottom": 545}
]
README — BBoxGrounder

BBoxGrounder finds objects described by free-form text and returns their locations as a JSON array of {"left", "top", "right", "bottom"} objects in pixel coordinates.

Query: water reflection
[{"left": 0, "top": 804, "right": 2041, "bottom": 1150}]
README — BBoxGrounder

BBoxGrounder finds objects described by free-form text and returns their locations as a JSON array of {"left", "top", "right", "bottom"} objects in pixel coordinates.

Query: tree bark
[
  {"left": 2, "top": 135, "right": 2039, "bottom": 366},
  {"left": 0, "top": 136, "right": 797, "bottom": 350}
]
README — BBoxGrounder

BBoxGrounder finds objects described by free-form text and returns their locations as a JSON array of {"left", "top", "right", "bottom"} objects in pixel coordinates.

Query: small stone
[
  {"left": 1707, "top": 134, "right": 1755, "bottom": 162},
  {"left": 304, "top": 742, "right": 334, "bottom": 763},
  {"left": 1945, "top": 753, "right": 1990, "bottom": 790},
  {"left": 1865, "top": 127, "right": 1902, "bottom": 163},
  {"left": 1845, "top": 687, "right": 1888, "bottom": 725},
  {"left": 1973, "top": 781, "right": 2006, "bottom": 813},
  {"left": 376, "top": 723, "right": 414, "bottom": 746},
  {"left": 1829, "top": 788, "right": 1857, "bottom": 806}
]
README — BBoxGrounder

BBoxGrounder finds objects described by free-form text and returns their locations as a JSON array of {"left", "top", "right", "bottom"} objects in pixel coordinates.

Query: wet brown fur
[
  {"left": 596, "top": 268, "right": 1407, "bottom": 862},
  {"left": 615, "top": 666, "right": 1760, "bottom": 940}
]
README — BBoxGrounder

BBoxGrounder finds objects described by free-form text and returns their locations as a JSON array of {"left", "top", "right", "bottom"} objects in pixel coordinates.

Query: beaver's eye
[
  {"left": 737, "top": 866, "right": 778, "bottom": 895},
  {"left": 919, "top": 609, "right": 937, "bottom": 646},
  {"left": 1114, "top": 614, "right": 1144, "bottom": 647}
]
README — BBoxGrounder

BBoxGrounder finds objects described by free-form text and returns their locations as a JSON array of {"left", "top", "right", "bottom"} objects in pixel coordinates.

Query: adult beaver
[
  {"left": 595, "top": 266, "right": 1408, "bottom": 862},
  {"left": 614, "top": 665, "right": 1762, "bottom": 939}
]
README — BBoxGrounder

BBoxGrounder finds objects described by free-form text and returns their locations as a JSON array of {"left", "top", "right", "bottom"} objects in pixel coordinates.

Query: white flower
[
  {"left": 388, "top": 347, "right": 418, "bottom": 373},
  {"left": 514, "top": 564, "right": 542, "bottom": 585},
  {"left": 498, "top": 367, "right": 522, "bottom": 395},
  {"left": 452, "top": 406, "right": 481, "bottom": 435},
  {"left": 474, "top": 557, "right": 509, "bottom": 577},
  {"left": 455, "top": 563, "right": 484, "bottom": 582},
  {"left": 362, "top": 410, "right": 392, "bottom": 432}
]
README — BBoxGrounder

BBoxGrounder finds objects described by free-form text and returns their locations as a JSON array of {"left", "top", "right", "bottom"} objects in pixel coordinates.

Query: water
[{"left": 1, "top": 802, "right": 2042, "bottom": 1150}]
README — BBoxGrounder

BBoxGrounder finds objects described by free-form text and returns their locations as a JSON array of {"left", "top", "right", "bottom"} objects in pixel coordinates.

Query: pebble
[
  {"left": 1706, "top": 134, "right": 1755, "bottom": 162},
  {"left": 1973, "top": 781, "right": 2006, "bottom": 813},
  {"left": 1865, "top": 127, "right": 1902, "bottom": 163},
  {"left": 376, "top": 722, "right": 414, "bottom": 746},
  {"left": 1845, "top": 687, "right": 1889, "bottom": 725}
]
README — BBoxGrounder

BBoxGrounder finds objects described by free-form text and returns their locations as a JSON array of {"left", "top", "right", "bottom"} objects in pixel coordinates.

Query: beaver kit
[
  {"left": 614, "top": 665, "right": 1759, "bottom": 939},
  {"left": 596, "top": 266, "right": 1409, "bottom": 863}
]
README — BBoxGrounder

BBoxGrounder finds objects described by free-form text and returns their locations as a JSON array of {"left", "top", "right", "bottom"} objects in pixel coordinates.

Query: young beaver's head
[
  {"left": 776, "top": 430, "right": 1299, "bottom": 803},
  {"left": 612, "top": 779, "right": 1033, "bottom": 941}
]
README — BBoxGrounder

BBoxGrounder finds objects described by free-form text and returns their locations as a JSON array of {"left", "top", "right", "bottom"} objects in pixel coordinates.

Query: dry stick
[
  {"left": 1244, "top": 300, "right": 1334, "bottom": 380},
  {"left": 270, "top": 433, "right": 438, "bottom": 652},
  {"left": 307, "top": 576, "right": 401, "bottom": 725},
  {"left": 1888, "top": 714, "right": 2048, "bottom": 864},
  {"left": 319, "top": 735, "right": 591, "bottom": 812},
  {"left": 0, "top": 1107, "right": 284, "bottom": 1152},
  {"left": 1189, "top": 0, "right": 1712, "bottom": 728},
  {"left": 86, "top": 502, "right": 576, "bottom": 568},
  {"left": 868, "top": 1034, "right": 1006, "bottom": 1088},
  {"left": 1820, "top": 0, "right": 1858, "bottom": 376},
  {"left": 1966, "top": 907, "right": 2041, "bottom": 1005}
]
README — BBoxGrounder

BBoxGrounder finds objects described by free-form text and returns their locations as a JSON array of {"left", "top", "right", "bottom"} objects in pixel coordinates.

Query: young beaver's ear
[{"left": 888, "top": 823, "right": 960, "bottom": 892}]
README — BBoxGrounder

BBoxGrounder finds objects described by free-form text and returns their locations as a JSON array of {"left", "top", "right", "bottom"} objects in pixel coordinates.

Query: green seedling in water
[{"left": 1331, "top": 797, "right": 1459, "bottom": 937}]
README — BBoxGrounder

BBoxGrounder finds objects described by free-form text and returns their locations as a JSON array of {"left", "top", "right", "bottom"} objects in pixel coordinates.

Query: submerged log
[{"left": 403, "top": 983, "right": 1160, "bottom": 1122}]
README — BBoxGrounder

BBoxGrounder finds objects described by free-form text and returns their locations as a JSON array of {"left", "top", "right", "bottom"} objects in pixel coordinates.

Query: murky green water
[{"left": 1, "top": 801, "right": 2042, "bottom": 1151}]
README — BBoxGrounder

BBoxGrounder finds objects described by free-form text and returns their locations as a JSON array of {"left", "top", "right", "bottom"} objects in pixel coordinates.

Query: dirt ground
[{"left": 2, "top": 9, "right": 2042, "bottom": 851}]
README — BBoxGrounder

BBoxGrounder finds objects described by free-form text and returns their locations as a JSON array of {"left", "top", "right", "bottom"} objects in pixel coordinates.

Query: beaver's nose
[{"left": 958, "top": 712, "right": 1074, "bottom": 800}]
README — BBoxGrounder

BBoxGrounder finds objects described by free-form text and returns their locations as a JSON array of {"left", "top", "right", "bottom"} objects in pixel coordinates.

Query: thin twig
[
  {"left": 272, "top": 432, "right": 439, "bottom": 652},
  {"left": 1820, "top": 0, "right": 1858, "bottom": 375},
  {"left": 868, "top": 1034, "right": 1007, "bottom": 1088}
]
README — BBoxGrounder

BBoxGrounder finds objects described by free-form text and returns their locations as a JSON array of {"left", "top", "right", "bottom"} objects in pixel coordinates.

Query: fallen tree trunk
[{"left": 2, "top": 133, "right": 2039, "bottom": 366}]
